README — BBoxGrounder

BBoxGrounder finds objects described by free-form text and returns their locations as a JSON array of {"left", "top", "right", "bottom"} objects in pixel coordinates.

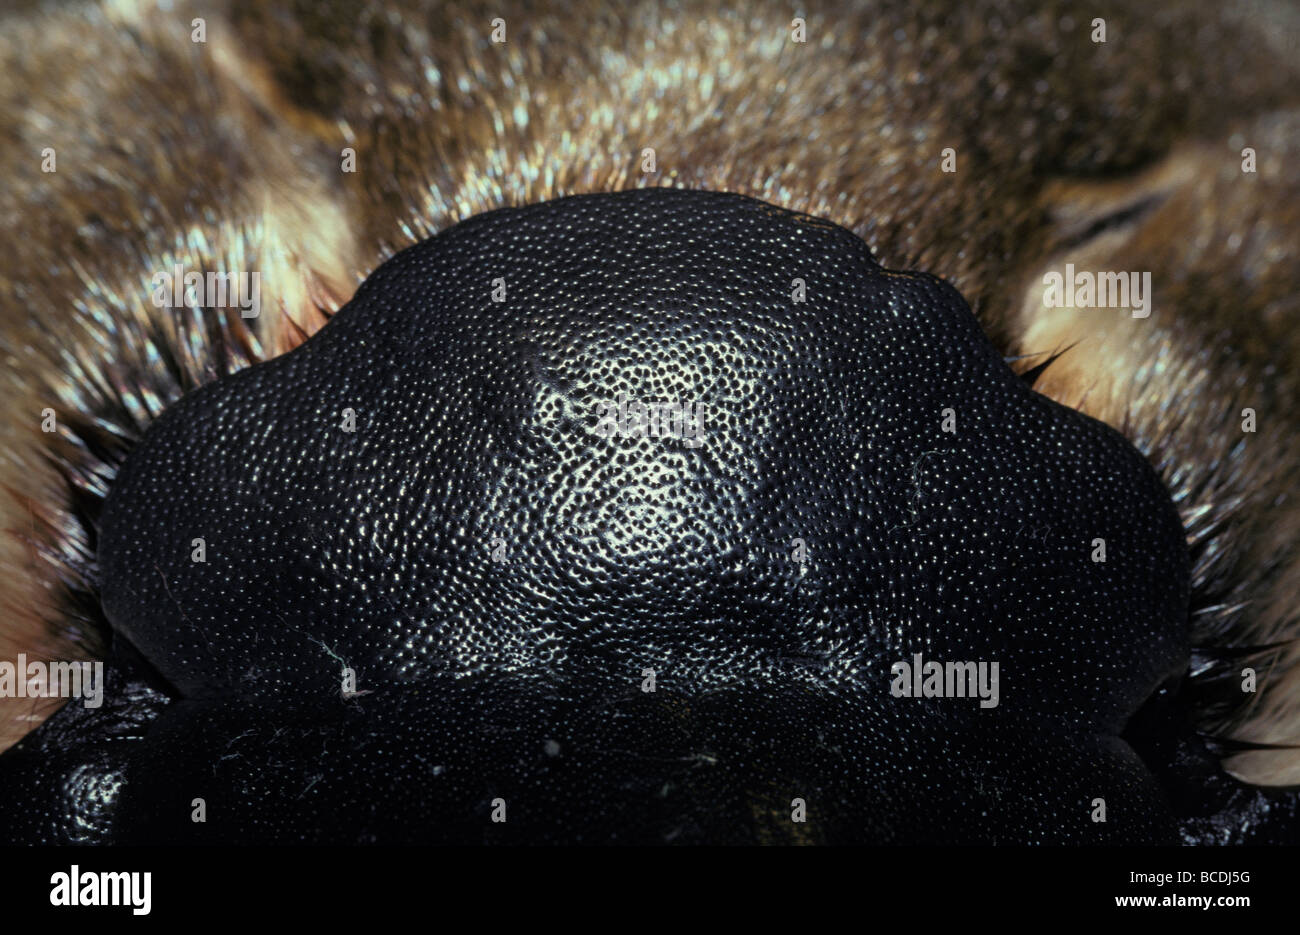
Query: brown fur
[{"left": 2, "top": 0, "right": 1299, "bottom": 784}]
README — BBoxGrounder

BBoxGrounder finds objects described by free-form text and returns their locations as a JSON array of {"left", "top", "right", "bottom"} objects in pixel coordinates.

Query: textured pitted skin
[{"left": 8, "top": 188, "right": 1197, "bottom": 842}]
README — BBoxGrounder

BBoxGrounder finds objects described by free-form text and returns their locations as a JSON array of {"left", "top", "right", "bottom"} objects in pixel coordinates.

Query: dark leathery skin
[{"left": 2, "top": 188, "right": 1196, "bottom": 843}]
